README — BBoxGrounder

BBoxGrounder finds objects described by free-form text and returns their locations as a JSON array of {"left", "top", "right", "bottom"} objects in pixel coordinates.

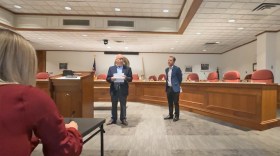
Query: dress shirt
[{"left": 168, "top": 66, "right": 173, "bottom": 86}]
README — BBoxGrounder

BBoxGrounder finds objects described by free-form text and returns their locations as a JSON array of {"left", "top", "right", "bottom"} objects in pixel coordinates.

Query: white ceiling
[
  {"left": 2, "top": 0, "right": 280, "bottom": 53},
  {"left": 0, "top": 0, "right": 184, "bottom": 18}
]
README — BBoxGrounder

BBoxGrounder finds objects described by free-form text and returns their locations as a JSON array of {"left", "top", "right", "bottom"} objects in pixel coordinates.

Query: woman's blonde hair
[{"left": 0, "top": 28, "right": 37, "bottom": 86}]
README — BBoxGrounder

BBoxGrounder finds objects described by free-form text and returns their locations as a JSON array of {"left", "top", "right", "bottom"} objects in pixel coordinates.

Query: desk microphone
[
  {"left": 204, "top": 72, "right": 207, "bottom": 79},
  {"left": 69, "top": 111, "right": 75, "bottom": 123}
]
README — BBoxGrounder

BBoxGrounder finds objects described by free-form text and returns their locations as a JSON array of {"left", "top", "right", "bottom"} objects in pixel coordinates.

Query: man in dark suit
[
  {"left": 106, "top": 54, "right": 133, "bottom": 125},
  {"left": 164, "top": 56, "right": 182, "bottom": 122}
]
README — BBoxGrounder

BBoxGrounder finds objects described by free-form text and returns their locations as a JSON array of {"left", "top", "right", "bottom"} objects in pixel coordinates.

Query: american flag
[{"left": 92, "top": 57, "right": 96, "bottom": 76}]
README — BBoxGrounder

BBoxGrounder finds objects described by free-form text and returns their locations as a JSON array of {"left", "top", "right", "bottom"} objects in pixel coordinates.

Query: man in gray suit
[
  {"left": 164, "top": 56, "right": 182, "bottom": 122},
  {"left": 106, "top": 54, "right": 133, "bottom": 125}
]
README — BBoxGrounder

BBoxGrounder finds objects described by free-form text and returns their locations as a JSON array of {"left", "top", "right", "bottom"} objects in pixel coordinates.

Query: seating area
[
  {"left": 183, "top": 69, "right": 273, "bottom": 84},
  {"left": 251, "top": 69, "right": 274, "bottom": 83},
  {"left": 207, "top": 72, "right": 218, "bottom": 82},
  {"left": 36, "top": 72, "right": 49, "bottom": 80},
  {"left": 223, "top": 71, "right": 240, "bottom": 82},
  {"left": 132, "top": 74, "right": 139, "bottom": 81},
  {"left": 148, "top": 75, "right": 157, "bottom": 81},
  {"left": 158, "top": 74, "right": 166, "bottom": 81},
  {"left": 186, "top": 73, "right": 199, "bottom": 82},
  {"left": 94, "top": 69, "right": 274, "bottom": 84},
  {"left": 97, "top": 74, "right": 106, "bottom": 80}
]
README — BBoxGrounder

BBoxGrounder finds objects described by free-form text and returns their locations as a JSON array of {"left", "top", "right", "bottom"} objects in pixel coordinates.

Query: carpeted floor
[{"left": 31, "top": 102, "right": 280, "bottom": 156}]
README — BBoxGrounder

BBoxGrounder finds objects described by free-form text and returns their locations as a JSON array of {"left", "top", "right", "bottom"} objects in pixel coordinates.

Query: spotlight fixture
[
  {"left": 14, "top": 5, "right": 21, "bottom": 9},
  {"left": 65, "top": 7, "right": 71, "bottom": 10}
]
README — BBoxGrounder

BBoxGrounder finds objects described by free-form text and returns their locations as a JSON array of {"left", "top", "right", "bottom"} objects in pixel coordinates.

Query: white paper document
[
  {"left": 180, "top": 86, "right": 183, "bottom": 93},
  {"left": 56, "top": 76, "right": 81, "bottom": 80},
  {"left": 113, "top": 73, "right": 125, "bottom": 82}
]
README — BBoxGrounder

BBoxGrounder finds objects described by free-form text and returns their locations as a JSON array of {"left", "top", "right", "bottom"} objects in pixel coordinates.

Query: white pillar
[
  {"left": 257, "top": 32, "right": 277, "bottom": 82},
  {"left": 275, "top": 32, "right": 280, "bottom": 83}
]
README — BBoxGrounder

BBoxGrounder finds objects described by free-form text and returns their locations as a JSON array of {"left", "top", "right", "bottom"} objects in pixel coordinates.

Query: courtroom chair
[
  {"left": 251, "top": 69, "right": 274, "bottom": 83},
  {"left": 132, "top": 74, "right": 139, "bottom": 81},
  {"left": 244, "top": 74, "right": 252, "bottom": 80},
  {"left": 207, "top": 72, "right": 218, "bottom": 82},
  {"left": 36, "top": 72, "right": 49, "bottom": 80},
  {"left": 223, "top": 71, "right": 240, "bottom": 82},
  {"left": 97, "top": 74, "right": 107, "bottom": 80},
  {"left": 186, "top": 73, "right": 199, "bottom": 82},
  {"left": 148, "top": 75, "right": 157, "bottom": 81},
  {"left": 158, "top": 74, "right": 166, "bottom": 81}
]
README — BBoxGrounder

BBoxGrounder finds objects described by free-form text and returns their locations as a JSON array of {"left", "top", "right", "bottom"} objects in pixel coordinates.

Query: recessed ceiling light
[
  {"left": 203, "top": 50, "right": 206, "bottom": 51},
  {"left": 216, "top": 41, "right": 220, "bottom": 44},
  {"left": 14, "top": 5, "right": 21, "bottom": 9},
  {"left": 37, "top": 38, "right": 42, "bottom": 40},
  {"left": 238, "top": 27, "right": 244, "bottom": 30},
  {"left": 124, "top": 47, "right": 128, "bottom": 49},
  {"left": 171, "top": 48, "right": 174, "bottom": 50},
  {"left": 228, "top": 19, "right": 235, "bottom": 23},
  {"left": 122, "top": 36, "right": 126, "bottom": 37},
  {"left": 82, "top": 34, "right": 87, "bottom": 37},
  {"left": 59, "top": 46, "right": 63, "bottom": 47},
  {"left": 175, "top": 41, "right": 179, "bottom": 42},
  {"left": 115, "top": 8, "right": 121, "bottom": 11},
  {"left": 65, "top": 7, "right": 71, "bottom": 10},
  {"left": 163, "top": 10, "right": 169, "bottom": 13},
  {"left": 107, "top": 47, "right": 111, "bottom": 49},
  {"left": 196, "top": 32, "right": 201, "bottom": 35}
]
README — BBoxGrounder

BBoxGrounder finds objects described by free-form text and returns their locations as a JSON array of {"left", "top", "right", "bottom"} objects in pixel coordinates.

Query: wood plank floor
[{"left": 32, "top": 102, "right": 280, "bottom": 156}]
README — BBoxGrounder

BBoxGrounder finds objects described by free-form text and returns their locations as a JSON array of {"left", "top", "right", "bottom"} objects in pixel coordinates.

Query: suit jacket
[
  {"left": 165, "top": 65, "right": 182, "bottom": 92},
  {"left": 106, "top": 65, "right": 133, "bottom": 96}
]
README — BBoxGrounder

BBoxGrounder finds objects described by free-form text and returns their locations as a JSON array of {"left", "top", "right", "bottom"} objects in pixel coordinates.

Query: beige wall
[
  {"left": 47, "top": 38, "right": 279, "bottom": 83},
  {"left": 275, "top": 32, "right": 280, "bottom": 83},
  {"left": 221, "top": 41, "right": 257, "bottom": 80},
  {"left": 46, "top": 52, "right": 221, "bottom": 80}
]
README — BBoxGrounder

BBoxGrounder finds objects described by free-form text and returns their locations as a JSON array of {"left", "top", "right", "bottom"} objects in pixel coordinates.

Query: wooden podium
[
  {"left": 49, "top": 71, "right": 94, "bottom": 118},
  {"left": 36, "top": 79, "right": 50, "bottom": 96}
]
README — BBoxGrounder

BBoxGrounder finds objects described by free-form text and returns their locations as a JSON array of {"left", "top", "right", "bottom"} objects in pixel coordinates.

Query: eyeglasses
[{"left": 117, "top": 58, "right": 124, "bottom": 60}]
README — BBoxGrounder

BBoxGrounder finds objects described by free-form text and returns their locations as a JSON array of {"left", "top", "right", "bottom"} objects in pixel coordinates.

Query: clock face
[{"left": 114, "top": 57, "right": 130, "bottom": 67}]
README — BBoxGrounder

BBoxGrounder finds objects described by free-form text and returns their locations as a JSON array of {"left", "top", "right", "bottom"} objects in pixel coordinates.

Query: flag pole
[
  {"left": 141, "top": 57, "right": 145, "bottom": 80},
  {"left": 93, "top": 55, "right": 96, "bottom": 78}
]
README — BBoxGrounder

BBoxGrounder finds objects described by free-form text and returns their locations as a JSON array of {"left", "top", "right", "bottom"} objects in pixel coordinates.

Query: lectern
[{"left": 49, "top": 71, "right": 94, "bottom": 118}]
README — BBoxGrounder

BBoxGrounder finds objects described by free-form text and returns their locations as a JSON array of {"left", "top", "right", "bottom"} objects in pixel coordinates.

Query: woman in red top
[{"left": 0, "top": 29, "right": 83, "bottom": 156}]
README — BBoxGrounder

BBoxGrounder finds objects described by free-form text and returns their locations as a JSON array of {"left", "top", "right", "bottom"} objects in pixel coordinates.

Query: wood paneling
[
  {"left": 55, "top": 91, "right": 82, "bottom": 117},
  {"left": 93, "top": 81, "right": 111, "bottom": 102},
  {"left": 255, "top": 30, "right": 280, "bottom": 37},
  {"left": 94, "top": 81, "right": 279, "bottom": 130},
  {"left": 36, "top": 80, "right": 50, "bottom": 96},
  {"left": 36, "top": 50, "right": 46, "bottom": 72},
  {"left": 277, "top": 85, "right": 280, "bottom": 109},
  {"left": 49, "top": 72, "right": 94, "bottom": 118},
  {"left": 178, "top": 0, "right": 187, "bottom": 18},
  {"left": 81, "top": 72, "right": 94, "bottom": 118},
  {"left": 178, "top": 0, "right": 203, "bottom": 34}
]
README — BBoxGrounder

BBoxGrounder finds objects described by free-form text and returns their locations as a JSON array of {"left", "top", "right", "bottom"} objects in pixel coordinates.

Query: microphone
[
  {"left": 204, "top": 72, "right": 207, "bottom": 79},
  {"left": 69, "top": 111, "right": 75, "bottom": 123}
]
